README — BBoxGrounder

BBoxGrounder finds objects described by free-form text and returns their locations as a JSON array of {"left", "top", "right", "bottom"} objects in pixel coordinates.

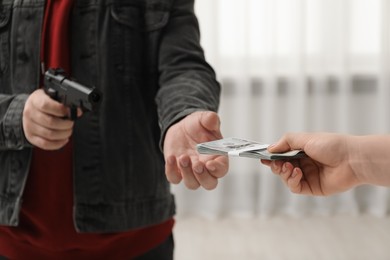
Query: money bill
[{"left": 197, "top": 137, "right": 306, "bottom": 160}]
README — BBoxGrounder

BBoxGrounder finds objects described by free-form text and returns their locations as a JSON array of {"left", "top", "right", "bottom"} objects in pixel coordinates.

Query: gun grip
[{"left": 70, "top": 107, "right": 78, "bottom": 121}]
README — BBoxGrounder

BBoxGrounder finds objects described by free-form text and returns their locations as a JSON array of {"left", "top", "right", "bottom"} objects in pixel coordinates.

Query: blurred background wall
[{"left": 172, "top": 0, "right": 390, "bottom": 219}]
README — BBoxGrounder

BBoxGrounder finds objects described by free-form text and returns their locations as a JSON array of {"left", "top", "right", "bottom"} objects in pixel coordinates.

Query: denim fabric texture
[{"left": 0, "top": 0, "right": 220, "bottom": 233}]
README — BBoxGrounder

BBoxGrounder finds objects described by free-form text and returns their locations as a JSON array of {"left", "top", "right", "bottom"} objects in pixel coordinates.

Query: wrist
[
  {"left": 349, "top": 135, "right": 390, "bottom": 187},
  {"left": 347, "top": 135, "right": 366, "bottom": 186}
]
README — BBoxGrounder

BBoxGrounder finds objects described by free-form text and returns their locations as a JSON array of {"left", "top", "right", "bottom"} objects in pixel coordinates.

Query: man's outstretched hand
[{"left": 164, "top": 111, "right": 229, "bottom": 190}]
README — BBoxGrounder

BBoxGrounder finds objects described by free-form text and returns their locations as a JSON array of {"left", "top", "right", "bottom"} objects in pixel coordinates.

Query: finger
[
  {"left": 195, "top": 170, "right": 218, "bottom": 190},
  {"left": 27, "top": 135, "right": 69, "bottom": 150},
  {"left": 77, "top": 108, "right": 83, "bottom": 118},
  {"left": 165, "top": 155, "right": 182, "bottom": 184},
  {"left": 279, "top": 162, "right": 294, "bottom": 186},
  {"left": 24, "top": 116, "right": 74, "bottom": 140},
  {"left": 179, "top": 155, "right": 200, "bottom": 190},
  {"left": 30, "top": 112, "right": 75, "bottom": 131},
  {"left": 260, "top": 159, "right": 272, "bottom": 166},
  {"left": 33, "top": 126, "right": 73, "bottom": 141},
  {"left": 199, "top": 111, "right": 221, "bottom": 135},
  {"left": 270, "top": 160, "right": 284, "bottom": 175},
  {"left": 268, "top": 132, "right": 310, "bottom": 153},
  {"left": 191, "top": 157, "right": 205, "bottom": 175},
  {"left": 32, "top": 93, "right": 69, "bottom": 118},
  {"left": 24, "top": 100, "right": 74, "bottom": 131},
  {"left": 288, "top": 168, "right": 305, "bottom": 194},
  {"left": 298, "top": 160, "right": 321, "bottom": 188},
  {"left": 191, "top": 157, "right": 218, "bottom": 190},
  {"left": 204, "top": 156, "right": 229, "bottom": 179}
]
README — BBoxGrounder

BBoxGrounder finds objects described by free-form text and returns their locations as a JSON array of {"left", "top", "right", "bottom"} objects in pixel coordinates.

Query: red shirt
[{"left": 0, "top": 1, "right": 174, "bottom": 259}]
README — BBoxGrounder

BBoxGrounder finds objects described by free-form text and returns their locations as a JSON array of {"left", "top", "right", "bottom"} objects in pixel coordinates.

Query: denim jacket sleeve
[
  {"left": 0, "top": 94, "right": 32, "bottom": 150},
  {"left": 155, "top": 0, "right": 221, "bottom": 145},
  {"left": 0, "top": 0, "right": 41, "bottom": 151}
]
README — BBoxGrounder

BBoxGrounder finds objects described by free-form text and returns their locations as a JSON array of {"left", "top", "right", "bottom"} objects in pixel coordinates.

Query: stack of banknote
[{"left": 197, "top": 137, "right": 306, "bottom": 160}]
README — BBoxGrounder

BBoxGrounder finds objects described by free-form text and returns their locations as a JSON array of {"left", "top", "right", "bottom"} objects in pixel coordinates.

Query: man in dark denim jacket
[{"left": 0, "top": 0, "right": 228, "bottom": 258}]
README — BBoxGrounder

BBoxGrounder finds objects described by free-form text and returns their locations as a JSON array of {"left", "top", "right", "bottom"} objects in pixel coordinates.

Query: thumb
[
  {"left": 268, "top": 132, "right": 308, "bottom": 153},
  {"left": 200, "top": 111, "right": 221, "bottom": 134}
]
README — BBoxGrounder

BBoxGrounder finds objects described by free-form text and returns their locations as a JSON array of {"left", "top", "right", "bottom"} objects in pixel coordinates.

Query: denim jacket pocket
[
  {"left": 110, "top": 0, "right": 171, "bottom": 32},
  {"left": 0, "top": 5, "right": 11, "bottom": 76},
  {"left": 108, "top": 1, "right": 171, "bottom": 78}
]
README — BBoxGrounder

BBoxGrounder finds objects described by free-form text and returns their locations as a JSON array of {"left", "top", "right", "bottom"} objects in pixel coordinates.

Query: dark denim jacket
[{"left": 0, "top": 0, "right": 220, "bottom": 232}]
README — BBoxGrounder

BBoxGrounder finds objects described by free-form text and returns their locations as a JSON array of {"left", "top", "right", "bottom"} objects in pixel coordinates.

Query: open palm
[{"left": 163, "top": 111, "right": 229, "bottom": 190}]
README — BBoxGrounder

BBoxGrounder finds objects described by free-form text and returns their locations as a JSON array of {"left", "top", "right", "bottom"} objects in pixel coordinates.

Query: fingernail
[
  {"left": 208, "top": 165, "right": 216, "bottom": 171},
  {"left": 180, "top": 160, "right": 189, "bottom": 168},
  {"left": 194, "top": 166, "right": 204, "bottom": 174}
]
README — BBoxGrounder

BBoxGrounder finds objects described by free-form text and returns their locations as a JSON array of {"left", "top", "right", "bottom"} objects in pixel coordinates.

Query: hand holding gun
[{"left": 43, "top": 68, "right": 102, "bottom": 120}]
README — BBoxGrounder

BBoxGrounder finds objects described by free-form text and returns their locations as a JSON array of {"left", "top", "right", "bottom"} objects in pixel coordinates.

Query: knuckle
[{"left": 37, "top": 98, "right": 51, "bottom": 110}]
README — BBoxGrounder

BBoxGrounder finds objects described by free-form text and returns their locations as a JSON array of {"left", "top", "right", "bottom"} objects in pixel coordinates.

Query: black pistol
[{"left": 43, "top": 68, "right": 102, "bottom": 120}]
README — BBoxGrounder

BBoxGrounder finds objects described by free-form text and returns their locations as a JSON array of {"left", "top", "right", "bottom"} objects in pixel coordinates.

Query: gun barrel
[{"left": 61, "top": 78, "right": 102, "bottom": 110}]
